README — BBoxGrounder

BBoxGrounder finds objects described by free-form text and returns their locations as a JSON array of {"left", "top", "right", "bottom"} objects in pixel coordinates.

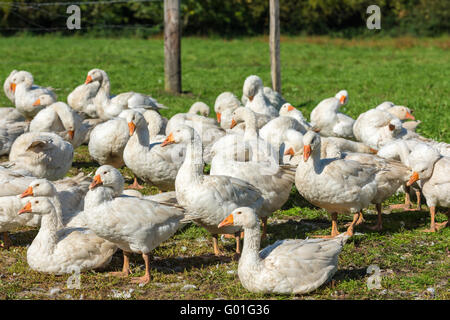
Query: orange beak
[
  {"left": 218, "top": 213, "right": 234, "bottom": 228},
  {"left": 18, "top": 202, "right": 32, "bottom": 215},
  {"left": 67, "top": 130, "right": 75, "bottom": 140},
  {"left": 287, "top": 105, "right": 295, "bottom": 112},
  {"left": 284, "top": 147, "right": 295, "bottom": 157},
  {"left": 248, "top": 95, "right": 254, "bottom": 102},
  {"left": 303, "top": 145, "right": 312, "bottom": 162},
  {"left": 230, "top": 119, "right": 237, "bottom": 129},
  {"left": 10, "top": 83, "right": 16, "bottom": 92},
  {"left": 128, "top": 122, "right": 136, "bottom": 136},
  {"left": 406, "top": 171, "right": 419, "bottom": 186},
  {"left": 369, "top": 148, "right": 378, "bottom": 154},
  {"left": 405, "top": 112, "right": 415, "bottom": 120},
  {"left": 339, "top": 95, "right": 346, "bottom": 104},
  {"left": 89, "top": 174, "right": 103, "bottom": 190},
  {"left": 20, "top": 186, "right": 34, "bottom": 198},
  {"left": 33, "top": 99, "right": 41, "bottom": 106},
  {"left": 216, "top": 112, "right": 221, "bottom": 123},
  {"left": 85, "top": 75, "right": 93, "bottom": 84},
  {"left": 161, "top": 133, "right": 175, "bottom": 147}
]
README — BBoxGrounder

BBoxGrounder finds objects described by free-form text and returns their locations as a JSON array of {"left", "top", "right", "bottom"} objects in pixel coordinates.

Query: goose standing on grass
[
  {"left": 79, "top": 165, "right": 186, "bottom": 284},
  {"left": 341, "top": 152, "right": 412, "bottom": 231},
  {"left": 67, "top": 79, "right": 101, "bottom": 118},
  {"left": 30, "top": 99, "right": 89, "bottom": 149},
  {"left": 122, "top": 110, "right": 185, "bottom": 191},
  {"left": 161, "top": 126, "right": 264, "bottom": 256},
  {"left": 218, "top": 207, "right": 348, "bottom": 294},
  {"left": 5, "top": 132, "right": 73, "bottom": 180},
  {"left": 9, "top": 71, "right": 57, "bottom": 120},
  {"left": 85, "top": 68, "right": 167, "bottom": 120},
  {"left": 295, "top": 131, "right": 378, "bottom": 238},
  {"left": 17, "top": 197, "right": 117, "bottom": 274},
  {"left": 88, "top": 116, "right": 130, "bottom": 168},
  {"left": 243, "top": 75, "right": 279, "bottom": 117},
  {"left": 406, "top": 144, "right": 449, "bottom": 232},
  {"left": 0, "top": 108, "right": 29, "bottom": 156},
  {"left": 310, "top": 90, "right": 355, "bottom": 139}
]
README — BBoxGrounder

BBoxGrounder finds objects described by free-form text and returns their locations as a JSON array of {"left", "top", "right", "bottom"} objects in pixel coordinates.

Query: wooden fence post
[
  {"left": 164, "top": 0, "right": 181, "bottom": 94},
  {"left": 269, "top": 0, "right": 281, "bottom": 94}
]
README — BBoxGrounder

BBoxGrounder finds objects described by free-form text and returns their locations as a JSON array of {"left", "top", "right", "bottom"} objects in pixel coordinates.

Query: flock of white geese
[{"left": 0, "top": 69, "right": 448, "bottom": 295}]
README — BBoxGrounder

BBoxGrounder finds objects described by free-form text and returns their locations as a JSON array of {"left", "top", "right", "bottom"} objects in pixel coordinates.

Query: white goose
[
  {"left": 295, "top": 131, "right": 378, "bottom": 237},
  {"left": 0, "top": 108, "right": 29, "bottom": 156},
  {"left": 88, "top": 116, "right": 130, "bottom": 168},
  {"left": 406, "top": 144, "right": 449, "bottom": 232},
  {"left": 122, "top": 109, "right": 185, "bottom": 191},
  {"left": 30, "top": 99, "right": 89, "bottom": 148},
  {"left": 310, "top": 90, "right": 355, "bottom": 139},
  {"left": 5, "top": 132, "right": 73, "bottom": 180},
  {"left": 10, "top": 71, "right": 57, "bottom": 120},
  {"left": 79, "top": 165, "right": 186, "bottom": 284},
  {"left": 85, "top": 68, "right": 167, "bottom": 120},
  {"left": 214, "top": 91, "right": 241, "bottom": 123},
  {"left": 67, "top": 80, "right": 101, "bottom": 118},
  {"left": 17, "top": 197, "right": 117, "bottom": 274},
  {"left": 161, "top": 126, "right": 264, "bottom": 256},
  {"left": 218, "top": 207, "right": 348, "bottom": 294},
  {"left": 0, "top": 172, "right": 90, "bottom": 248},
  {"left": 278, "top": 103, "right": 312, "bottom": 130},
  {"left": 243, "top": 75, "right": 279, "bottom": 117}
]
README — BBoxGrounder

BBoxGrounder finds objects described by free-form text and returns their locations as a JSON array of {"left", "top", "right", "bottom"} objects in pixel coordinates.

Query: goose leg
[
  {"left": 261, "top": 217, "right": 268, "bottom": 240},
  {"left": 389, "top": 185, "right": 412, "bottom": 210},
  {"left": 311, "top": 212, "right": 340, "bottom": 238},
  {"left": 1, "top": 232, "right": 12, "bottom": 249},
  {"left": 127, "top": 177, "right": 144, "bottom": 190},
  {"left": 110, "top": 251, "right": 131, "bottom": 278},
  {"left": 368, "top": 204, "right": 383, "bottom": 231},
  {"left": 131, "top": 253, "right": 151, "bottom": 285},
  {"left": 233, "top": 232, "right": 241, "bottom": 261},
  {"left": 212, "top": 234, "right": 223, "bottom": 256},
  {"left": 423, "top": 207, "right": 448, "bottom": 232},
  {"left": 345, "top": 212, "right": 360, "bottom": 237}
]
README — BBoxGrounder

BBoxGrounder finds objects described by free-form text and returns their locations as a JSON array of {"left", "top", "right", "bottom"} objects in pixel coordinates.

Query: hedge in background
[{"left": 0, "top": 0, "right": 448, "bottom": 37}]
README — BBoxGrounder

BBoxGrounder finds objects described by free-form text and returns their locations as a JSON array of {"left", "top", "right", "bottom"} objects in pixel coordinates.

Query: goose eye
[
  {"left": 236, "top": 211, "right": 241, "bottom": 215},
  {"left": 103, "top": 171, "right": 107, "bottom": 175},
  {"left": 36, "top": 184, "right": 39, "bottom": 187},
  {"left": 35, "top": 200, "right": 39, "bottom": 204}
]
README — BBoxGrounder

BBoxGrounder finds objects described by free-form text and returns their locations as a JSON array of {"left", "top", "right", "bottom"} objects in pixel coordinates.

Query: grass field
[{"left": 0, "top": 35, "right": 449, "bottom": 300}]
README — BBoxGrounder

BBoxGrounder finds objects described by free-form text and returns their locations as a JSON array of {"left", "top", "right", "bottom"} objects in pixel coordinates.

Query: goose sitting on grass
[
  {"left": 218, "top": 207, "right": 348, "bottom": 294},
  {"left": 85, "top": 68, "right": 167, "bottom": 120},
  {"left": 17, "top": 197, "right": 117, "bottom": 274},
  {"left": 30, "top": 99, "right": 89, "bottom": 148}
]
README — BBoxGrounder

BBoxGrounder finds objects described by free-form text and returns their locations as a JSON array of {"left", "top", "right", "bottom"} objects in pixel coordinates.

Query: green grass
[{"left": 0, "top": 35, "right": 449, "bottom": 300}]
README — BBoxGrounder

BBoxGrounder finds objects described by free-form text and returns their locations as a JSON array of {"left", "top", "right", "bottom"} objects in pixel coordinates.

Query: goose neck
[
  {"left": 181, "top": 134, "right": 204, "bottom": 182},
  {"left": 32, "top": 205, "right": 59, "bottom": 254},
  {"left": 240, "top": 225, "right": 263, "bottom": 270}
]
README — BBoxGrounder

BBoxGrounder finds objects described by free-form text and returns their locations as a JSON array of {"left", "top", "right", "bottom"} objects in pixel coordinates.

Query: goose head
[
  {"left": 33, "top": 94, "right": 55, "bottom": 108},
  {"left": 335, "top": 90, "right": 348, "bottom": 105},
  {"left": 229, "top": 107, "right": 254, "bottom": 129},
  {"left": 162, "top": 125, "right": 197, "bottom": 147},
  {"left": 120, "top": 109, "right": 146, "bottom": 136},
  {"left": 189, "top": 102, "right": 210, "bottom": 117},
  {"left": 302, "top": 130, "right": 321, "bottom": 162},
  {"left": 283, "top": 130, "right": 304, "bottom": 158},
  {"left": 406, "top": 144, "right": 441, "bottom": 186},
  {"left": 51, "top": 102, "right": 77, "bottom": 140},
  {"left": 89, "top": 165, "right": 124, "bottom": 195},
  {"left": 18, "top": 197, "right": 54, "bottom": 216},
  {"left": 218, "top": 207, "right": 259, "bottom": 229},
  {"left": 387, "top": 106, "right": 415, "bottom": 121},
  {"left": 20, "top": 179, "right": 57, "bottom": 199},
  {"left": 85, "top": 68, "right": 107, "bottom": 85},
  {"left": 214, "top": 92, "right": 241, "bottom": 123},
  {"left": 243, "top": 75, "right": 263, "bottom": 102},
  {"left": 279, "top": 103, "right": 297, "bottom": 115},
  {"left": 11, "top": 71, "right": 34, "bottom": 92}
]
